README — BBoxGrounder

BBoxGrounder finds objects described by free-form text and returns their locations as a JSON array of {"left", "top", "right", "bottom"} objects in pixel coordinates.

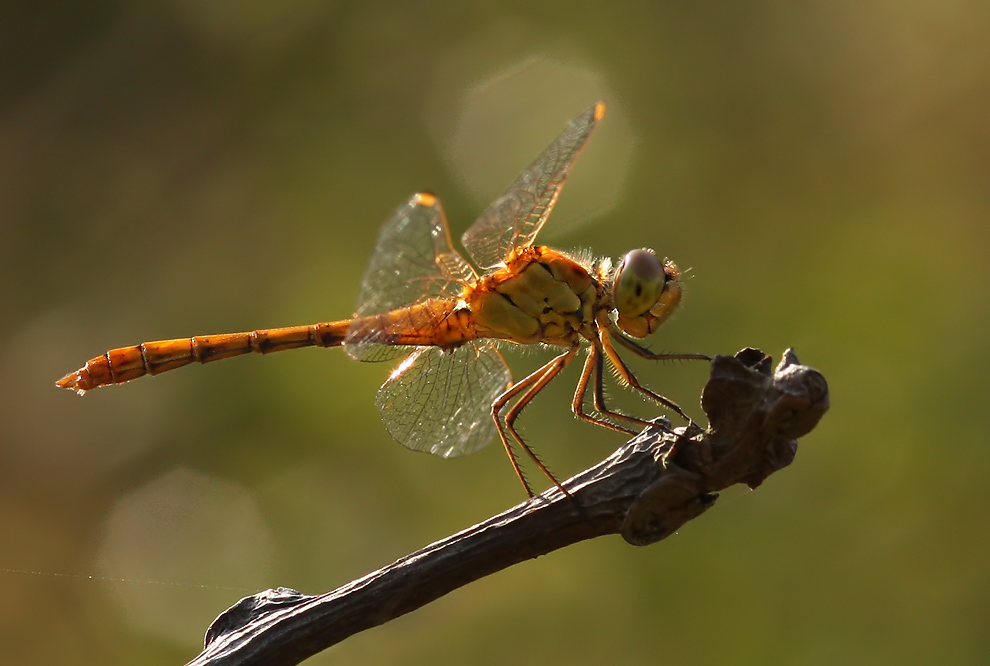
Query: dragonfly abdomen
[
  {"left": 346, "top": 299, "right": 473, "bottom": 349},
  {"left": 56, "top": 321, "right": 352, "bottom": 394}
]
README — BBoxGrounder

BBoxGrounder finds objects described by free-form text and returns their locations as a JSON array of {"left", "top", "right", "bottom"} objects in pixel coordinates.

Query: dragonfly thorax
[{"left": 464, "top": 246, "right": 605, "bottom": 347}]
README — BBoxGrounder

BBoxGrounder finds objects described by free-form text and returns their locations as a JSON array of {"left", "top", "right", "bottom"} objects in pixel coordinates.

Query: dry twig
[{"left": 187, "top": 347, "right": 829, "bottom": 666}]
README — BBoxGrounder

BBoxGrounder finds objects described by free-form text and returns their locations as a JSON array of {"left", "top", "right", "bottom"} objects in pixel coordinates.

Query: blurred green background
[{"left": 2, "top": 2, "right": 988, "bottom": 664}]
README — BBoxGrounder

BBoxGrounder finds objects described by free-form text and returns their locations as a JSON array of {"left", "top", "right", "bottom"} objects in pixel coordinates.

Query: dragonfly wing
[
  {"left": 346, "top": 192, "right": 477, "bottom": 362},
  {"left": 461, "top": 102, "right": 606, "bottom": 270},
  {"left": 375, "top": 342, "right": 511, "bottom": 458}
]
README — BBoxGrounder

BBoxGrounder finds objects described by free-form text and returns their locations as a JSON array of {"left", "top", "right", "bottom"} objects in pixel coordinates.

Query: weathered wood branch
[{"left": 187, "top": 348, "right": 829, "bottom": 666}]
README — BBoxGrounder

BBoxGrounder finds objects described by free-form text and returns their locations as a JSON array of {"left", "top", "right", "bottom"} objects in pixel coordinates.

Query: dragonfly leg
[
  {"left": 599, "top": 328, "right": 697, "bottom": 424},
  {"left": 490, "top": 365, "right": 548, "bottom": 497},
  {"left": 609, "top": 330, "right": 711, "bottom": 363},
  {"left": 492, "top": 347, "right": 578, "bottom": 497},
  {"left": 571, "top": 342, "right": 647, "bottom": 435}
]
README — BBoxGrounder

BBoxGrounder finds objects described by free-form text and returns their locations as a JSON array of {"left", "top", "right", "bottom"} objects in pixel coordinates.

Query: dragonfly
[{"left": 57, "top": 102, "right": 709, "bottom": 497}]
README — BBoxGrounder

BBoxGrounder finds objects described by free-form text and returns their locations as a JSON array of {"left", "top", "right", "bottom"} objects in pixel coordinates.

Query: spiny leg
[
  {"left": 571, "top": 342, "right": 644, "bottom": 435},
  {"left": 492, "top": 347, "right": 578, "bottom": 497},
  {"left": 503, "top": 347, "right": 580, "bottom": 496},
  {"left": 599, "top": 328, "right": 695, "bottom": 422},
  {"left": 608, "top": 329, "right": 710, "bottom": 427},
  {"left": 591, "top": 340, "right": 671, "bottom": 431},
  {"left": 490, "top": 368, "right": 546, "bottom": 497},
  {"left": 491, "top": 352, "right": 576, "bottom": 497},
  {"left": 609, "top": 330, "right": 711, "bottom": 363}
]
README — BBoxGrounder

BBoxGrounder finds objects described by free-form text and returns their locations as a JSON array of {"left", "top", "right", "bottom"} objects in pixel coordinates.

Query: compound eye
[{"left": 614, "top": 249, "right": 666, "bottom": 318}]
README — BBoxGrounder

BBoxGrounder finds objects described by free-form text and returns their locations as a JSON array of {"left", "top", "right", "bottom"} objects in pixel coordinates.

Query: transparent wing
[
  {"left": 374, "top": 342, "right": 511, "bottom": 458},
  {"left": 346, "top": 192, "right": 477, "bottom": 362},
  {"left": 461, "top": 102, "right": 606, "bottom": 270}
]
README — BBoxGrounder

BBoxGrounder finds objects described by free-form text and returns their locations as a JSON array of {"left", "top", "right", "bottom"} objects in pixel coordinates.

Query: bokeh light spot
[{"left": 96, "top": 467, "right": 274, "bottom": 648}]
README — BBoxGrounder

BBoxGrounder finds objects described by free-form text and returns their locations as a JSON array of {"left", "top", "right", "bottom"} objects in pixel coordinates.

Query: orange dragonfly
[{"left": 57, "top": 102, "right": 709, "bottom": 497}]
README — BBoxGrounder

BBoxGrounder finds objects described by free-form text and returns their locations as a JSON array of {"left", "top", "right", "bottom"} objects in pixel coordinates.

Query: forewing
[
  {"left": 462, "top": 102, "right": 606, "bottom": 269},
  {"left": 346, "top": 193, "right": 476, "bottom": 362},
  {"left": 374, "top": 342, "right": 511, "bottom": 458}
]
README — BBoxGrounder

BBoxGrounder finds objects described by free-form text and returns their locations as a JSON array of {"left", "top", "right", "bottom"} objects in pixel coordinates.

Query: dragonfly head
[{"left": 611, "top": 249, "right": 683, "bottom": 338}]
